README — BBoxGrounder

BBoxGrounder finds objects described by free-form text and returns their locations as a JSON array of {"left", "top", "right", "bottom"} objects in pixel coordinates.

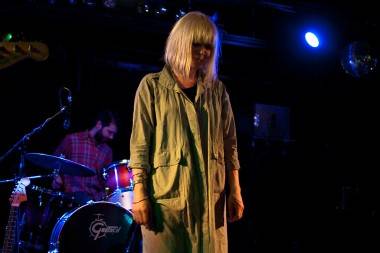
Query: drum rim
[
  {"left": 62, "top": 200, "right": 129, "bottom": 214},
  {"left": 106, "top": 188, "right": 133, "bottom": 198},
  {"left": 104, "top": 159, "right": 130, "bottom": 170}
]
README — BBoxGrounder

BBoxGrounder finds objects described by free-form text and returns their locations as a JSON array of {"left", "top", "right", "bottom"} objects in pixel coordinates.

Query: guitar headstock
[
  {"left": 9, "top": 177, "right": 30, "bottom": 207},
  {"left": 0, "top": 41, "right": 49, "bottom": 70}
]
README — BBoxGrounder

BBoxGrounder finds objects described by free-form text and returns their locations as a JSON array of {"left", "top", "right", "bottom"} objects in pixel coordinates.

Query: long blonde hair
[{"left": 164, "top": 11, "right": 220, "bottom": 83}]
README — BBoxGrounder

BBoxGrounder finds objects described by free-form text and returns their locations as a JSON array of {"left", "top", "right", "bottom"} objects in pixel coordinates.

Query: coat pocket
[
  {"left": 211, "top": 146, "right": 226, "bottom": 194},
  {"left": 151, "top": 151, "right": 181, "bottom": 200}
]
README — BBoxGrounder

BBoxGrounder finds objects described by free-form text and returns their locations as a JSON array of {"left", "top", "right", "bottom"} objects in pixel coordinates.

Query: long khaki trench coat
[{"left": 130, "top": 65, "right": 240, "bottom": 253}]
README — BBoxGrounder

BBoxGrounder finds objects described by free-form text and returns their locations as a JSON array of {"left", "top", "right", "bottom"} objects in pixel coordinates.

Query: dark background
[{"left": 1, "top": 1, "right": 379, "bottom": 252}]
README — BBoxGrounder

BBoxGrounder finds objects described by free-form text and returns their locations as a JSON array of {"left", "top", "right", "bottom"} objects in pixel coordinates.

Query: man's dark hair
[{"left": 93, "top": 110, "right": 120, "bottom": 128}]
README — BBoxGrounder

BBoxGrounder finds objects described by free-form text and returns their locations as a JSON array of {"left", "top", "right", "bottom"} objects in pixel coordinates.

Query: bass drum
[{"left": 49, "top": 201, "right": 138, "bottom": 253}]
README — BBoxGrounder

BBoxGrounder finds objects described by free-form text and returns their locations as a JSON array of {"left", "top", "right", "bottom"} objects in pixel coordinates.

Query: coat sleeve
[
  {"left": 129, "top": 75, "right": 156, "bottom": 172},
  {"left": 221, "top": 83, "right": 240, "bottom": 171}
]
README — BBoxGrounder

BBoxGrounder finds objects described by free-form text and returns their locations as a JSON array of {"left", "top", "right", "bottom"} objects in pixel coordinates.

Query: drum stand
[
  {"left": 0, "top": 106, "right": 69, "bottom": 253},
  {"left": 125, "top": 225, "right": 140, "bottom": 253}
]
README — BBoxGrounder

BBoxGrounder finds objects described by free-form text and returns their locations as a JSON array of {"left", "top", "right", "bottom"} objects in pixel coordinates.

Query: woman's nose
[{"left": 199, "top": 47, "right": 209, "bottom": 56}]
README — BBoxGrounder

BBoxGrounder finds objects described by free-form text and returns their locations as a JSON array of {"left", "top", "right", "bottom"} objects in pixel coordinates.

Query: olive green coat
[{"left": 130, "top": 65, "right": 240, "bottom": 253}]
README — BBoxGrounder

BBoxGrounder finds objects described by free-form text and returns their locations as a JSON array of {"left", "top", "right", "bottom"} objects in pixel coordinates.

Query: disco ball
[{"left": 340, "top": 41, "right": 378, "bottom": 79}]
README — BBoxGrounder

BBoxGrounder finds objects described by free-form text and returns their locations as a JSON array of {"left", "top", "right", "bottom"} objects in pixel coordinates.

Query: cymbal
[{"left": 25, "top": 153, "right": 96, "bottom": 177}]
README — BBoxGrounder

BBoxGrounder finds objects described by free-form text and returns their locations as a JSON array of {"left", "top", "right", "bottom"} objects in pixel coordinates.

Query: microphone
[{"left": 61, "top": 87, "right": 72, "bottom": 130}]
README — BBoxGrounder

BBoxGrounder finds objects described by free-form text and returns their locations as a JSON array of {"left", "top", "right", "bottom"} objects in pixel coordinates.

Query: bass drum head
[{"left": 49, "top": 201, "right": 136, "bottom": 253}]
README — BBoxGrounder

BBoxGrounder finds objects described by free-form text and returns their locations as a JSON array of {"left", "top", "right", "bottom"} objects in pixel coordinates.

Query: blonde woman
[{"left": 130, "top": 11, "right": 244, "bottom": 253}]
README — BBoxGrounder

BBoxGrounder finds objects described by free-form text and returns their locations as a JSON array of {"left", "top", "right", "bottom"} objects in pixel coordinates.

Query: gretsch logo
[{"left": 89, "top": 214, "right": 121, "bottom": 240}]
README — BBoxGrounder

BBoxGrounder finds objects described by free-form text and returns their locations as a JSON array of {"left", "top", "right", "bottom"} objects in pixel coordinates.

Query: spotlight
[
  {"left": 84, "top": 0, "right": 97, "bottom": 7},
  {"left": 155, "top": 6, "right": 168, "bottom": 15},
  {"left": 144, "top": 4, "right": 150, "bottom": 13},
  {"left": 175, "top": 9, "right": 186, "bottom": 19},
  {"left": 305, "top": 32, "right": 319, "bottom": 48}
]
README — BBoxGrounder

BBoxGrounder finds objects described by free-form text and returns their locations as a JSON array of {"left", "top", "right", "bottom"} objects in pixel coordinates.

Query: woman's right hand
[
  {"left": 132, "top": 182, "right": 153, "bottom": 230},
  {"left": 131, "top": 168, "right": 153, "bottom": 230}
]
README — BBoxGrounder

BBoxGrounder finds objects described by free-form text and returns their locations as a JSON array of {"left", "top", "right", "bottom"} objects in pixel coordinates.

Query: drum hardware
[
  {"left": 0, "top": 173, "right": 55, "bottom": 184},
  {"left": 18, "top": 239, "right": 45, "bottom": 252},
  {"left": 28, "top": 184, "right": 93, "bottom": 208},
  {"left": 125, "top": 225, "right": 141, "bottom": 253},
  {"left": 29, "top": 185, "right": 75, "bottom": 201},
  {"left": 38, "top": 193, "right": 43, "bottom": 207}
]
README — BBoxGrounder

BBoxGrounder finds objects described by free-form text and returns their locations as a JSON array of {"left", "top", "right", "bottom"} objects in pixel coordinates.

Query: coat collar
[{"left": 158, "top": 65, "right": 207, "bottom": 96}]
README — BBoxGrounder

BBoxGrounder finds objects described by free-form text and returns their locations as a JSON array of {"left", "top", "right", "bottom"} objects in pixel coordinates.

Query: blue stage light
[{"left": 305, "top": 32, "right": 319, "bottom": 48}]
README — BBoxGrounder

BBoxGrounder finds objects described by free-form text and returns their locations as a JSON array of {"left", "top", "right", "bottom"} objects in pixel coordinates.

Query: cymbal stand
[{"left": 0, "top": 174, "right": 56, "bottom": 184}]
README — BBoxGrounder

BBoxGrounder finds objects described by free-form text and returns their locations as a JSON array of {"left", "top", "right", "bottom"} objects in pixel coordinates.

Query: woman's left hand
[{"left": 227, "top": 190, "right": 244, "bottom": 222}]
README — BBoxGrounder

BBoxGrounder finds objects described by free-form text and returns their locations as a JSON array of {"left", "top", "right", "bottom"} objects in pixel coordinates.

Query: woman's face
[{"left": 191, "top": 42, "right": 212, "bottom": 70}]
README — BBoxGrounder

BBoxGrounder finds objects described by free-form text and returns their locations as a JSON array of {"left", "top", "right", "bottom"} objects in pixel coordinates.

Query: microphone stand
[
  {"left": 0, "top": 106, "right": 68, "bottom": 171},
  {"left": 0, "top": 106, "right": 68, "bottom": 253}
]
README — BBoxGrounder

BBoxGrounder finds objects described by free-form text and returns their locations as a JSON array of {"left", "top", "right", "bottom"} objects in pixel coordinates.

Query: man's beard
[{"left": 95, "top": 129, "right": 106, "bottom": 143}]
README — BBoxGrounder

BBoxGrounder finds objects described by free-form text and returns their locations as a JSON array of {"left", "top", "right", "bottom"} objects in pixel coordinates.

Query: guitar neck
[
  {"left": 2, "top": 206, "right": 18, "bottom": 253},
  {"left": 0, "top": 41, "right": 49, "bottom": 70}
]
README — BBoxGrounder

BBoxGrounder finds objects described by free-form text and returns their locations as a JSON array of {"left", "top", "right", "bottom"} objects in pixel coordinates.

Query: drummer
[{"left": 52, "top": 110, "right": 119, "bottom": 204}]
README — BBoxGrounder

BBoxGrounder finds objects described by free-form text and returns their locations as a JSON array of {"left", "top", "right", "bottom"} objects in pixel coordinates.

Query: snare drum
[
  {"left": 103, "top": 159, "right": 133, "bottom": 192},
  {"left": 49, "top": 201, "right": 137, "bottom": 253}
]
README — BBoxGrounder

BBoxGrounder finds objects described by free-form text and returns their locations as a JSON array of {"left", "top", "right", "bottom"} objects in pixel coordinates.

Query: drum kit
[
  {"left": 1, "top": 153, "right": 139, "bottom": 253},
  {"left": 0, "top": 79, "right": 140, "bottom": 252}
]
